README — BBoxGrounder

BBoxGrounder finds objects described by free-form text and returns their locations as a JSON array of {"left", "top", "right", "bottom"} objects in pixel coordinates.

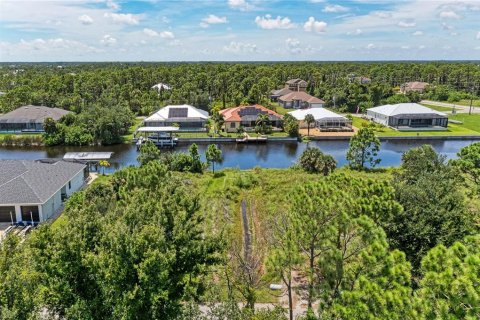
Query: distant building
[
  {"left": 278, "top": 91, "right": 325, "bottom": 109},
  {"left": 354, "top": 76, "right": 371, "bottom": 84},
  {"left": 270, "top": 78, "right": 308, "bottom": 101},
  {"left": 0, "top": 160, "right": 88, "bottom": 224},
  {"left": 367, "top": 103, "right": 448, "bottom": 129},
  {"left": 400, "top": 81, "right": 429, "bottom": 94},
  {"left": 220, "top": 105, "right": 283, "bottom": 133},
  {"left": 143, "top": 104, "right": 209, "bottom": 130},
  {"left": 288, "top": 108, "right": 352, "bottom": 131},
  {"left": 0, "top": 105, "right": 71, "bottom": 132},
  {"left": 151, "top": 83, "right": 172, "bottom": 92}
]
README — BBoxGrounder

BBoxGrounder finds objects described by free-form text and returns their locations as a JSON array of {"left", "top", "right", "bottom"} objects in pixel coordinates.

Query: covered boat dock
[{"left": 134, "top": 126, "right": 179, "bottom": 149}]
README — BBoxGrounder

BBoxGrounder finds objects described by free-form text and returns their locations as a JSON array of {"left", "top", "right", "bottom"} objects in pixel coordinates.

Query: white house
[
  {"left": 0, "top": 160, "right": 88, "bottom": 224},
  {"left": 143, "top": 105, "right": 209, "bottom": 130},
  {"left": 288, "top": 108, "right": 352, "bottom": 130},
  {"left": 367, "top": 103, "right": 448, "bottom": 129}
]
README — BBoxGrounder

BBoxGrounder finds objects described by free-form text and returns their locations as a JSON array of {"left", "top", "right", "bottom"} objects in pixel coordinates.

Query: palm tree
[
  {"left": 210, "top": 111, "right": 224, "bottom": 137},
  {"left": 255, "top": 113, "right": 270, "bottom": 134},
  {"left": 304, "top": 114, "right": 315, "bottom": 137}
]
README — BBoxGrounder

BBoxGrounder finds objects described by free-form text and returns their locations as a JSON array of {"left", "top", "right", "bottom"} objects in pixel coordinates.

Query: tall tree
[
  {"left": 205, "top": 144, "right": 222, "bottom": 174},
  {"left": 137, "top": 140, "right": 161, "bottom": 166},
  {"left": 346, "top": 127, "right": 381, "bottom": 169},
  {"left": 304, "top": 114, "right": 315, "bottom": 137}
]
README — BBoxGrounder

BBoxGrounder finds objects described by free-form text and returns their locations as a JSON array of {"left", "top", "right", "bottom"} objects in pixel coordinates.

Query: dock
[
  {"left": 134, "top": 126, "right": 179, "bottom": 150},
  {"left": 236, "top": 133, "right": 268, "bottom": 143}
]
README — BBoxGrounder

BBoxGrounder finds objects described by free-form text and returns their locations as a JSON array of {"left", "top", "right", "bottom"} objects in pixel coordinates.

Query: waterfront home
[
  {"left": 367, "top": 103, "right": 448, "bottom": 129},
  {"left": 400, "top": 81, "right": 429, "bottom": 94},
  {"left": 220, "top": 104, "right": 283, "bottom": 133},
  {"left": 288, "top": 108, "right": 352, "bottom": 131},
  {"left": 0, "top": 160, "right": 88, "bottom": 224},
  {"left": 0, "top": 105, "right": 71, "bottom": 132},
  {"left": 278, "top": 91, "right": 325, "bottom": 109},
  {"left": 270, "top": 78, "right": 307, "bottom": 101},
  {"left": 143, "top": 104, "right": 209, "bottom": 130}
]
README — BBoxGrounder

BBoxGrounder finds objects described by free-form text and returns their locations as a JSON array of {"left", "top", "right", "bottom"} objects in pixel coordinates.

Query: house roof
[
  {"left": 0, "top": 160, "right": 86, "bottom": 205},
  {"left": 271, "top": 87, "right": 292, "bottom": 96},
  {"left": 403, "top": 81, "right": 429, "bottom": 90},
  {"left": 63, "top": 152, "right": 113, "bottom": 161},
  {"left": 151, "top": 83, "right": 171, "bottom": 91},
  {"left": 278, "top": 91, "right": 325, "bottom": 104},
  {"left": 144, "top": 105, "right": 209, "bottom": 122},
  {"left": 285, "top": 79, "right": 308, "bottom": 86},
  {"left": 288, "top": 108, "right": 347, "bottom": 121},
  {"left": 0, "top": 105, "right": 71, "bottom": 124},
  {"left": 219, "top": 104, "right": 283, "bottom": 122},
  {"left": 367, "top": 103, "right": 447, "bottom": 117}
]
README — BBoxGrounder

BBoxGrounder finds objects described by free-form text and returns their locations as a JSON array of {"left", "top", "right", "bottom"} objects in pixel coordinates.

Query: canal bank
[
  {"left": 308, "top": 135, "right": 480, "bottom": 141},
  {"left": 0, "top": 138, "right": 476, "bottom": 173}
]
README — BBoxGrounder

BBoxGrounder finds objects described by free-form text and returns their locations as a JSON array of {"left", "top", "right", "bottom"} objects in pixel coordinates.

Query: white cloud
[
  {"left": 419, "top": 45, "right": 426, "bottom": 49},
  {"left": 398, "top": 21, "right": 416, "bottom": 28},
  {"left": 162, "top": 16, "right": 170, "bottom": 24},
  {"left": 104, "top": 13, "right": 140, "bottom": 25},
  {"left": 223, "top": 41, "right": 257, "bottom": 53},
  {"left": 143, "top": 28, "right": 158, "bottom": 37},
  {"left": 477, "top": 31, "right": 480, "bottom": 39},
  {"left": 441, "top": 22, "right": 453, "bottom": 30},
  {"left": 322, "top": 4, "right": 349, "bottom": 13},
  {"left": 100, "top": 34, "right": 117, "bottom": 46},
  {"left": 285, "top": 38, "right": 301, "bottom": 54},
  {"left": 371, "top": 11, "right": 392, "bottom": 19},
  {"left": 160, "top": 31, "right": 175, "bottom": 39},
  {"left": 412, "top": 30, "right": 423, "bottom": 36},
  {"left": 228, "top": 0, "right": 253, "bottom": 11},
  {"left": 201, "top": 14, "right": 228, "bottom": 28},
  {"left": 106, "top": 0, "right": 120, "bottom": 10},
  {"left": 439, "top": 11, "right": 461, "bottom": 19},
  {"left": 366, "top": 43, "right": 375, "bottom": 49},
  {"left": 475, "top": 46, "right": 480, "bottom": 50},
  {"left": 78, "top": 14, "right": 93, "bottom": 25},
  {"left": 347, "top": 28, "right": 363, "bottom": 35},
  {"left": 310, "top": 0, "right": 325, "bottom": 3},
  {"left": 401, "top": 45, "right": 410, "bottom": 49},
  {"left": 255, "top": 15, "right": 296, "bottom": 29},
  {"left": 303, "top": 17, "right": 327, "bottom": 33}
]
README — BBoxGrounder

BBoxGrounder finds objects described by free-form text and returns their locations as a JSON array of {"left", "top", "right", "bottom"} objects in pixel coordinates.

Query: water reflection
[{"left": 0, "top": 139, "right": 476, "bottom": 172}]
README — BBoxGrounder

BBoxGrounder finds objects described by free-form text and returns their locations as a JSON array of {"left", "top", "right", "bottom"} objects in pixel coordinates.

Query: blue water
[{"left": 0, "top": 139, "right": 476, "bottom": 172}]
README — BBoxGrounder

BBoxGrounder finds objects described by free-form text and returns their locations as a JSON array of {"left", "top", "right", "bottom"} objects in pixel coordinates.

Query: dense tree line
[
  {"left": 1, "top": 62, "right": 479, "bottom": 116},
  {"left": 0, "top": 142, "right": 479, "bottom": 319}
]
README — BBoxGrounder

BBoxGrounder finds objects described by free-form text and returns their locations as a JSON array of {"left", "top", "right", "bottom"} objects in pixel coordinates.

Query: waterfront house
[
  {"left": 143, "top": 104, "right": 209, "bottom": 130},
  {"left": 288, "top": 108, "right": 352, "bottom": 131},
  {"left": 0, "top": 160, "right": 88, "bottom": 224},
  {"left": 219, "top": 104, "right": 283, "bottom": 133},
  {"left": 400, "top": 81, "right": 429, "bottom": 94},
  {"left": 270, "top": 78, "right": 307, "bottom": 101},
  {"left": 367, "top": 103, "right": 448, "bottom": 129},
  {"left": 0, "top": 105, "right": 71, "bottom": 133},
  {"left": 278, "top": 91, "right": 325, "bottom": 109}
]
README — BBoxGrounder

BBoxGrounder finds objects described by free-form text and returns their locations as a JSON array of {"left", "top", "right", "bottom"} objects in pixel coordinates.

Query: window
[
  {"left": 230, "top": 122, "right": 236, "bottom": 128},
  {"left": 68, "top": 181, "right": 71, "bottom": 189}
]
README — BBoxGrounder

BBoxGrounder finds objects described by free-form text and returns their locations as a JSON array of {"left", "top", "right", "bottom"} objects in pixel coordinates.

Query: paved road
[{"left": 421, "top": 100, "right": 479, "bottom": 114}]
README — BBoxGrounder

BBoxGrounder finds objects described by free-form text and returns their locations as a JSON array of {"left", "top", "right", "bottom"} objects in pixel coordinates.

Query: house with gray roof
[
  {"left": 0, "top": 105, "right": 71, "bottom": 132},
  {"left": 0, "top": 160, "right": 88, "bottom": 224},
  {"left": 367, "top": 103, "right": 448, "bottom": 130}
]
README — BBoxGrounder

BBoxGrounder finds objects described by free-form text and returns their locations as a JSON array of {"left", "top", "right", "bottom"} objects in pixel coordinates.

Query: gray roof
[
  {"left": 0, "top": 105, "right": 71, "bottom": 124},
  {"left": 63, "top": 152, "right": 113, "bottom": 161},
  {"left": 0, "top": 160, "right": 86, "bottom": 205}
]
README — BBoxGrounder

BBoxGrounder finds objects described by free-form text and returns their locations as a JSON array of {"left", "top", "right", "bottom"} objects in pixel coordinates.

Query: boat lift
[{"left": 134, "top": 126, "right": 179, "bottom": 149}]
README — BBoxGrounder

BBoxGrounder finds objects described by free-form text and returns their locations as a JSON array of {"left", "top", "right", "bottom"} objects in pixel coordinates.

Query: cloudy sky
[{"left": 0, "top": 0, "right": 479, "bottom": 61}]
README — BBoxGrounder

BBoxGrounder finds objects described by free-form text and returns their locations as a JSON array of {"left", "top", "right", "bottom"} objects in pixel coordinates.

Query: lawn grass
[
  {"left": 419, "top": 104, "right": 453, "bottom": 112},
  {"left": 352, "top": 116, "right": 480, "bottom": 137},
  {"left": 121, "top": 117, "right": 144, "bottom": 142}
]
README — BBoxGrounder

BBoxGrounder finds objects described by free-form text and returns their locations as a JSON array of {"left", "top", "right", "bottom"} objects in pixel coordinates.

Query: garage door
[
  {"left": 21, "top": 206, "right": 40, "bottom": 223},
  {"left": 0, "top": 206, "right": 16, "bottom": 223}
]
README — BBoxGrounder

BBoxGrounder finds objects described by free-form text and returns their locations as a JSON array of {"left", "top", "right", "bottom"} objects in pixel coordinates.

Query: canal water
[{"left": 0, "top": 139, "right": 476, "bottom": 173}]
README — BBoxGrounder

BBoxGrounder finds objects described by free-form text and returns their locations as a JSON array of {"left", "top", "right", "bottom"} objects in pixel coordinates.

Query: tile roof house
[
  {"left": 0, "top": 160, "right": 88, "bottom": 224},
  {"left": 400, "top": 81, "right": 430, "bottom": 94},
  {"left": 270, "top": 78, "right": 308, "bottom": 101},
  {"left": 0, "top": 105, "right": 71, "bottom": 132},
  {"left": 143, "top": 104, "right": 209, "bottom": 130},
  {"left": 367, "top": 103, "right": 448, "bottom": 130},
  {"left": 219, "top": 104, "right": 283, "bottom": 133},
  {"left": 278, "top": 91, "right": 325, "bottom": 109}
]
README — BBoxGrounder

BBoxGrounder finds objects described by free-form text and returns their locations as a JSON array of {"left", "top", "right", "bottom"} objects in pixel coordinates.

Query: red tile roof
[{"left": 219, "top": 104, "right": 283, "bottom": 122}]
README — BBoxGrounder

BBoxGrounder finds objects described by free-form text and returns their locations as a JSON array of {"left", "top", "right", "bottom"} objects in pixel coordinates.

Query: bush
[{"left": 298, "top": 147, "right": 336, "bottom": 175}]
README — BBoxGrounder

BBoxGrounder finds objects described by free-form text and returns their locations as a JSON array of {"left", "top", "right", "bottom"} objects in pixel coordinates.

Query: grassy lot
[
  {"left": 352, "top": 116, "right": 480, "bottom": 137},
  {"left": 121, "top": 117, "right": 144, "bottom": 142},
  {"left": 419, "top": 104, "right": 453, "bottom": 112},
  {"left": 0, "top": 132, "right": 44, "bottom": 145},
  {"left": 436, "top": 99, "right": 480, "bottom": 108}
]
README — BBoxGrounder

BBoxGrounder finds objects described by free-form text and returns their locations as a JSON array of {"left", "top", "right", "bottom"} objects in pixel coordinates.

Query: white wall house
[
  {"left": 288, "top": 108, "right": 352, "bottom": 130},
  {"left": 143, "top": 104, "right": 209, "bottom": 130},
  {"left": 367, "top": 103, "right": 448, "bottom": 129},
  {"left": 0, "top": 160, "right": 88, "bottom": 224}
]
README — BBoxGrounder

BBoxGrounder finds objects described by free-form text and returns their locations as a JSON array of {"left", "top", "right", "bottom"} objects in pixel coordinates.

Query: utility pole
[{"left": 469, "top": 83, "right": 477, "bottom": 115}]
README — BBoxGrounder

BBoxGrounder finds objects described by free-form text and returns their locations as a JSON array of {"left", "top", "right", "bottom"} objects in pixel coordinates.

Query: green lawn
[
  {"left": 121, "top": 117, "right": 144, "bottom": 142},
  {"left": 352, "top": 115, "right": 480, "bottom": 137},
  {"left": 435, "top": 99, "right": 480, "bottom": 108},
  {"left": 419, "top": 104, "right": 453, "bottom": 112}
]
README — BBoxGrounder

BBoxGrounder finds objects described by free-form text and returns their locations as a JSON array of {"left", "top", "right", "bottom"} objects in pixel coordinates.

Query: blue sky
[{"left": 0, "top": 0, "right": 479, "bottom": 61}]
